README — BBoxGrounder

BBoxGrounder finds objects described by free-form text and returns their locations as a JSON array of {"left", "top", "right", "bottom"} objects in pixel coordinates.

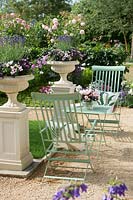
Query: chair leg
[{"left": 43, "top": 155, "right": 95, "bottom": 181}]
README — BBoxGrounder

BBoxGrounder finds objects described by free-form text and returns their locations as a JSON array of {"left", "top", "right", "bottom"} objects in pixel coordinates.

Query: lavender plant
[
  {"left": 0, "top": 35, "right": 25, "bottom": 63},
  {"left": 0, "top": 35, "right": 33, "bottom": 77}
]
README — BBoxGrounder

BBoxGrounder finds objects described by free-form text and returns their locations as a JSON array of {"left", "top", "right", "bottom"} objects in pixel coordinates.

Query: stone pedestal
[
  {"left": 0, "top": 108, "right": 33, "bottom": 171},
  {"left": 51, "top": 84, "right": 75, "bottom": 94}
]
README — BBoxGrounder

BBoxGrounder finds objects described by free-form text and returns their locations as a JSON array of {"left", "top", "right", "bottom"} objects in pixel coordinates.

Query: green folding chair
[
  {"left": 90, "top": 65, "right": 125, "bottom": 134},
  {"left": 31, "top": 92, "right": 96, "bottom": 181}
]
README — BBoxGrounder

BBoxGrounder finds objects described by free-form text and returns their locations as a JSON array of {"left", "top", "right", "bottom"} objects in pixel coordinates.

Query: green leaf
[
  {"left": 107, "top": 95, "right": 115, "bottom": 104},
  {"left": 109, "top": 102, "right": 115, "bottom": 106},
  {"left": 99, "top": 92, "right": 104, "bottom": 105}
]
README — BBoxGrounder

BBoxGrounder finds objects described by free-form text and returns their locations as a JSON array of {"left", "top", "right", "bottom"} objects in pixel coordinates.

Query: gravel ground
[{"left": 0, "top": 108, "right": 133, "bottom": 200}]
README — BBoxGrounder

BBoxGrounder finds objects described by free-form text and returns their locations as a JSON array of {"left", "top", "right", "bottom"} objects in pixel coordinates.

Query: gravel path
[{"left": 0, "top": 108, "right": 133, "bottom": 200}]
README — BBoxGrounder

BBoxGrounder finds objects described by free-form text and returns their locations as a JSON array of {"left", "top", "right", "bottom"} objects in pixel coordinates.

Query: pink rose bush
[
  {"left": 41, "top": 13, "right": 85, "bottom": 49},
  {"left": 33, "top": 13, "right": 86, "bottom": 62},
  {"left": 1, "top": 13, "right": 30, "bottom": 36}
]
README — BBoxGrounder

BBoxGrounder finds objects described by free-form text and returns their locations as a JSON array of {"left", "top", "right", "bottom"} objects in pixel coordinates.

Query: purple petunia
[{"left": 47, "top": 48, "right": 83, "bottom": 61}]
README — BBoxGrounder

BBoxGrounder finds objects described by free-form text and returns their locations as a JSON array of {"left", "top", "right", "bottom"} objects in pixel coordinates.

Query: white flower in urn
[{"left": 76, "top": 85, "right": 99, "bottom": 102}]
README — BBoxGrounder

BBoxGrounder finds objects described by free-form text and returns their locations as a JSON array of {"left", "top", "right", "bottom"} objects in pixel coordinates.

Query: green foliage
[
  {"left": 0, "top": 13, "right": 30, "bottom": 37},
  {"left": 80, "top": 67, "right": 92, "bottom": 87},
  {"left": 82, "top": 43, "right": 127, "bottom": 66},
  {"left": 107, "top": 95, "right": 115, "bottom": 106},
  {"left": 0, "top": 38, "right": 26, "bottom": 63},
  {"left": 0, "top": 92, "right": 7, "bottom": 105},
  {"left": 68, "top": 66, "right": 92, "bottom": 87},
  {"left": 126, "top": 95, "right": 133, "bottom": 108},
  {"left": 98, "top": 92, "right": 104, "bottom": 105},
  {"left": 27, "top": 47, "right": 44, "bottom": 60},
  {"left": 6, "top": 0, "right": 72, "bottom": 20},
  {"left": 25, "top": 21, "right": 48, "bottom": 49},
  {"left": 32, "top": 64, "right": 59, "bottom": 86},
  {"left": 72, "top": 0, "right": 133, "bottom": 52}
]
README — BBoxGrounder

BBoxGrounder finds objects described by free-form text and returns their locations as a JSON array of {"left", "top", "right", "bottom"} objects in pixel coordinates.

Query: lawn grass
[{"left": 29, "top": 120, "right": 45, "bottom": 158}]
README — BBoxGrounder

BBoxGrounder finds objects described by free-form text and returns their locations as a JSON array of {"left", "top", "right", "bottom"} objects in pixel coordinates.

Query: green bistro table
[{"left": 68, "top": 103, "right": 119, "bottom": 156}]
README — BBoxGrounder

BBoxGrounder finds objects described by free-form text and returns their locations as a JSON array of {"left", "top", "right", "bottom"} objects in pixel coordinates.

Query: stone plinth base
[
  {"left": 0, "top": 108, "right": 33, "bottom": 171},
  {"left": 51, "top": 84, "right": 76, "bottom": 94},
  {"left": 0, "top": 159, "right": 42, "bottom": 178}
]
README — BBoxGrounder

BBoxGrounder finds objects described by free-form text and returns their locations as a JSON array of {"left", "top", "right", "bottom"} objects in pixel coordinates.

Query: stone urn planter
[
  {"left": 47, "top": 60, "right": 79, "bottom": 87},
  {"left": 0, "top": 74, "right": 34, "bottom": 112}
]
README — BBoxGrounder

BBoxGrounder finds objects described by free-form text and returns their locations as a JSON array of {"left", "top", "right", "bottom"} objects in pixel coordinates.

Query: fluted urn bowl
[
  {"left": 47, "top": 60, "right": 79, "bottom": 87},
  {"left": 0, "top": 74, "right": 34, "bottom": 112}
]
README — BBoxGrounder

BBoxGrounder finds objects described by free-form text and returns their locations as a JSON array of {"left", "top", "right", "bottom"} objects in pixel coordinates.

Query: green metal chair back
[
  {"left": 92, "top": 65, "right": 125, "bottom": 92},
  {"left": 31, "top": 92, "right": 95, "bottom": 181},
  {"left": 91, "top": 66, "right": 125, "bottom": 134}
]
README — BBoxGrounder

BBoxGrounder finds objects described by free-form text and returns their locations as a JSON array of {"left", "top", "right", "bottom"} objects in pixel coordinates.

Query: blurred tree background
[{"left": 1, "top": 0, "right": 132, "bottom": 57}]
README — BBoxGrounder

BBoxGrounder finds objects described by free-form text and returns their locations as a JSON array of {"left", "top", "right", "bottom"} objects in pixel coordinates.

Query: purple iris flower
[
  {"left": 52, "top": 189, "right": 64, "bottom": 200},
  {"left": 108, "top": 183, "right": 128, "bottom": 196},
  {"left": 108, "top": 185, "right": 118, "bottom": 195},
  {"left": 117, "top": 183, "right": 128, "bottom": 196},
  {"left": 73, "top": 187, "right": 80, "bottom": 197},
  {"left": 53, "top": 183, "right": 88, "bottom": 200},
  {"left": 80, "top": 183, "right": 88, "bottom": 192},
  {"left": 102, "top": 194, "right": 114, "bottom": 200},
  {"left": 120, "top": 183, "right": 128, "bottom": 192}
]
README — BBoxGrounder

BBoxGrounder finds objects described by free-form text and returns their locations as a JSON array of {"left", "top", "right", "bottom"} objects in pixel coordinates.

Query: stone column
[{"left": 0, "top": 108, "right": 33, "bottom": 171}]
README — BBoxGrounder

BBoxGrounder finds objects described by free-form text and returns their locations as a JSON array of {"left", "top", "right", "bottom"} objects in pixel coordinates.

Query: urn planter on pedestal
[
  {"left": 47, "top": 60, "right": 79, "bottom": 121},
  {"left": 0, "top": 74, "right": 34, "bottom": 172},
  {"left": 47, "top": 60, "right": 79, "bottom": 88}
]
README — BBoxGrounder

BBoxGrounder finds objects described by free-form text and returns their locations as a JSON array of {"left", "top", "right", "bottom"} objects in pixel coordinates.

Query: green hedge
[{"left": 81, "top": 42, "right": 128, "bottom": 67}]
